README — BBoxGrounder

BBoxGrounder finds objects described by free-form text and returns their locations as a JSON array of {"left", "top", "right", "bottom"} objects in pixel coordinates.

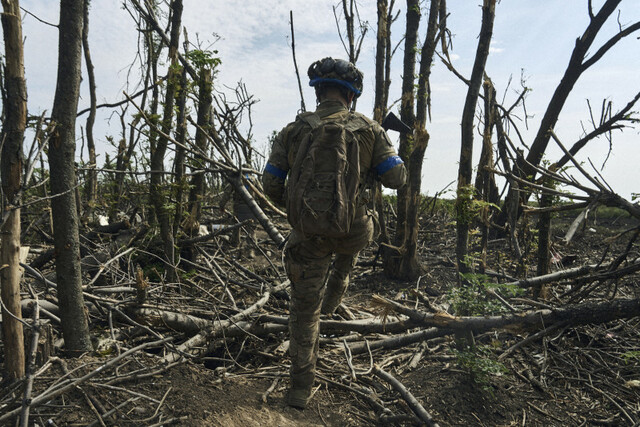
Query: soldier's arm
[
  {"left": 262, "top": 128, "right": 290, "bottom": 207},
  {"left": 371, "top": 127, "right": 407, "bottom": 189}
]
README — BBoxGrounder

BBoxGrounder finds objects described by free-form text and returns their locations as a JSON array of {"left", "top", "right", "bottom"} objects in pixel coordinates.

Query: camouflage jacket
[{"left": 263, "top": 100, "right": 407, "bottom": 208}]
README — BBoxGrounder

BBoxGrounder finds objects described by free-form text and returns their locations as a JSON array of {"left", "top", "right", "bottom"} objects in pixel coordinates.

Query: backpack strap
[
  {"left": 297, "top": 112, "right": 323, "bottom": 130},
  {"left": 344, "top": 113, "right": 370, "bottom": 133}
]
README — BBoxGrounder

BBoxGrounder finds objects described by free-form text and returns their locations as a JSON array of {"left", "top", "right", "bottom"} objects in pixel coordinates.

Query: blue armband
[
  {"left": 375, "top": 156, "right": 403, "bottom": 176},
  {"left": 265, "top": 162, "right": 288, "bottom": 180}
]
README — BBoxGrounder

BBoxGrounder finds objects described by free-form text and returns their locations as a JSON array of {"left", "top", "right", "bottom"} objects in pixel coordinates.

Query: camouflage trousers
[{"left": 284, "top": 213, "right": 374, "bottom": 392}]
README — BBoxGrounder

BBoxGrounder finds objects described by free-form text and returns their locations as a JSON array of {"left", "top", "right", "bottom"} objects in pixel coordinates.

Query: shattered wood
[{"left": 2, "top": 207, "right": 640, "bottom": 426}]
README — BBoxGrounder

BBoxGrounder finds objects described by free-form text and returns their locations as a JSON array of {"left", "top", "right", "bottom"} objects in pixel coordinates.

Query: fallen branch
[
  {"left": 372, "top": 295, "right": 640, "bottom": 334},
  {"left": 178, "top": 219, "right": 252, "bottom": 246},
  {"left": 372, "top": 365, "right": 440, "bottom": 427},
  {"left": 0, "top": 337, "right": 174, "bottom": 424},
  {"left": 130, "top": 307, "right": 213, "bottom": 335},
  {"left": 19, "top": 301, "right": 41, "bottom": 427},
  {"left": 21, "top": 263, "right": 119, "bottom": 305},
  {"left": 502, "top": 257, "right": 640, "bottom": 289},
  {"left": 347, "top": 327, "right": 451, "bottom": 355},
  {"left": 259, "top": 314, "right": 418, "bottom": 335},
  {"left": 162, "top": 281, "right": 289, "bottom": 362}
]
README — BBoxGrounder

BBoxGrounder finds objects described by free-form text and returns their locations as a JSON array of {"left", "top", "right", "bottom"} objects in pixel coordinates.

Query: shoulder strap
[
  {"left": 344, "top": 113, "right": 370, "bottom": 133},
  {"left": 296, "top": 112, "right": 323, "bottom": 130}
]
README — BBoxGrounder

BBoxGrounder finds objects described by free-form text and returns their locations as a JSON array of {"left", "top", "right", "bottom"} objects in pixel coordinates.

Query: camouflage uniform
[{"left": 263, "top": 100, "right": 407, "bottom": 404}]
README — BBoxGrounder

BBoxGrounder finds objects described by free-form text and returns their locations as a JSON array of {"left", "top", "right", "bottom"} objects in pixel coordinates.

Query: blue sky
[{"left": 15, "top": 0, "right": 640, "bottom": 200}]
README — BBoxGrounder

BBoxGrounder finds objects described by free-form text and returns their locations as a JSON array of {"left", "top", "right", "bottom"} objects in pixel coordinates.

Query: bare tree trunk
[
  {"left": 342, "top": 0, "right": 356, "bottom": 61},
  {"left": 393, "top": 0, "right": 420, "bottom": 247},
  {"left": 144, "top": 4, "right": 161, "bottom": 223},
  {"left": 113, "top": 34, "right": 155, "bottom": 219},
  {"left": 499, "top": 0, "right": 638, "bottom": 227},
  {"left": 373, "top": 0, "right": 390, "bottom": 246},
  {"left": 81, "top": 0, "right": 97, "bottom": 212},
  {"left": 48, "top": 0, "right": 92, "bottom": 353},
  {"left": 186, "top": 67, "right": 212, "bottom": 233},
  {"left": 383, "top": 0, "right": 395, "bottom": 109},
  {"left": 385, "top": 0, "right": 441, "bottom": 280},
  {"left": 172, "top": 67, "right": 188, "bottom": 239},
  {"left": 1, "top": 0, "right": 26, "bottom": 380},
  {"left": 455, "top": 0, "right": 495, "bottom": 277},
  {"left": 536, "top": 179, "right": 553, "bottom": 291},
  {"left": 373, "top": 0, "right": 388, "bottom": 124},
  {"left": 399, "top": 0, "right": 441, "bottom": 280},
  {"left": 149, "top": 0, "right": 182, "bottom": 280},
  {"left": 475, "top": 79, "right": 498, "bottom": 273}
]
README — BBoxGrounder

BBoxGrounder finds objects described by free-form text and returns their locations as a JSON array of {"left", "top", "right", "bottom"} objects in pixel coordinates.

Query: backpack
[{"left": 286, "top": 112, "right": 366, "bottom": 238}]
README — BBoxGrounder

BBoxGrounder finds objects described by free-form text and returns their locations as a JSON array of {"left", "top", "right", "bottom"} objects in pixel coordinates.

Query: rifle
[{"left": 381, "top": 112, "right": 412, "bottom": 134}]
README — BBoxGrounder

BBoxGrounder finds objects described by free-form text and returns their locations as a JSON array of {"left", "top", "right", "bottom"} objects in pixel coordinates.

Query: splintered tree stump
[{"left": 23, "top": 321, "right": 53, "bottom": 368}]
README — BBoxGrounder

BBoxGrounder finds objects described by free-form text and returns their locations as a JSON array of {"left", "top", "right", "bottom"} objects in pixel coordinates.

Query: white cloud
[{"left": 11, "top": 1, "right": 640, "bottom": 200}]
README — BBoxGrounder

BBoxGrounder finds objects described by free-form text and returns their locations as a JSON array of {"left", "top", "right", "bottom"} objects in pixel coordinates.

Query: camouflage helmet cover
[{"left": 308, "top": 57, "right": 364, "bottom": 98}]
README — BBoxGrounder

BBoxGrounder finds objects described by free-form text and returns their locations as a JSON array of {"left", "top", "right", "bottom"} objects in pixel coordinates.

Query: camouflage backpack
[{"left": 286, "top": 112, "right": 366, "bottom": 238}]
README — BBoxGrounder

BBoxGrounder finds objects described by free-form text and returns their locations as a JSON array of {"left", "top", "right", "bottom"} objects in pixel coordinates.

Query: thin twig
[{"left": 289, "top": 10, "right": 306, "bottom": 113}]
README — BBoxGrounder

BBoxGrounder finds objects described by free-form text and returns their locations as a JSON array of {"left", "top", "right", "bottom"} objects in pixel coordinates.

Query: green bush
[{"left": 452, "top": 344, "right": 507, "bottom": 391}]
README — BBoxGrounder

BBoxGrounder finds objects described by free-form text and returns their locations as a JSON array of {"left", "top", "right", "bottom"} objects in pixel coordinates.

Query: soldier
[{"left": 262, "top": 57, "right": 407, "bottom": 409}]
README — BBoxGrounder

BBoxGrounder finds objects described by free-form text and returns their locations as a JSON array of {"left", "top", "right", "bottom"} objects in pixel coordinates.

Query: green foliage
[
  {"left": 455, "top": 184, "right": 500, "bottom": 226},
  {"left": 179, "top": 268, "right": 198, "bottom": 281},
  {"left": 621, "top": 350, "right": 640, "bottom": 364},
  {"left": 381, "top": 193, "right": 398, "bottom": 206},
  {"left": 448, "top": 270, "right": 523, "bottom": 316},
  {"left": 594, "top": 205, "right": 631, "bottom": 219},
  {"left": 453, "top": 344, "right": 507, "bottom": 391},
  {"left": 168, "top": 61, "right": 183, "bottom": 78},
  {"left": 422, "top": 195, "right": 456, "bottom": 218},
  {"left": 186, "top": 49, "right": 221, "bottom": 70},
  {"left": 142, "top": 264, "right": 163, "bottom": 282}
]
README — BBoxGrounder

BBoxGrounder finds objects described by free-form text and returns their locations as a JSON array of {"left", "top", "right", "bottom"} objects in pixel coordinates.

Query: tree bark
[
  {"left": 1, "top": 0, "right": 26, "bottom": 380},
  {"left": 172, "top": 67, "right": 188, "bottom": 238},
  {"left": 149, "top": 0, "right": 182, "bottom": 280},
  {"left": 474, "top": 79, "right": 498, "bottom": 273},
  {"left": 48, "top": 0, "right": 92, "bottom": 353},
  {"left": 81, "top": 0, "right": 97, "bottom": 210},
  {"left": 372, "top": 365, "right": 440, "bottom": 426},
  {"left": 521, "top": 0, "right": 622, "bottom": 178},
  {"left": 375, "top": 294, "right": 640, "bottom": 333},
  {"left": 455, "top": 0, "right": 495, "bottom": 276},
  {"left": 398, "top": 0, "right": 440, "bottom": 280},
  {"left": 186, "top": 67, "right": 212, "bottom": 233},
  {"left": 373, "top": 0, "right": 391, "bottom": 246},
  {"left": 536, "top": 179, "right": 553, "bottom": 284},
  {"left": 498, "top": 0, "right": 633, "bottom": 227},
  {"left": 373, "top": 0, "right": 388, "bottom": 124},
  {"left": 393, "top": 0, "right": 420, "bottom": 247}
]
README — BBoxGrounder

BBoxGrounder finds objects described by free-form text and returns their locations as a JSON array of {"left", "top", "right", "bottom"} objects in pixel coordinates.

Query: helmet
[{"left": 308, "top": 57, "right": 364, "bottom": 98}]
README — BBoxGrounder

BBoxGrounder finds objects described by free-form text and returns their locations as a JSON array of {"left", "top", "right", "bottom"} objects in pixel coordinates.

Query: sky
[{"left": 13, "top": 0, "right": 640, "bottom": 200}]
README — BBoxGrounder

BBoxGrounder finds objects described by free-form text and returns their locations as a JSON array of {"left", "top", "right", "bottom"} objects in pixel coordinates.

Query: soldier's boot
[
  {"left": 288, "top": 310, "right": 320, "bottom": 410},
  {"left": 288, "top": 322, "right": 319, "bottom": 410},
  {"left": 287, "top": 386, "right": 311, "bottom": 409}
]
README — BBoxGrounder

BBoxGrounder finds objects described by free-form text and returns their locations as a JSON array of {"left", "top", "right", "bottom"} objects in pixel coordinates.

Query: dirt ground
[{"left": 2, "top": 209, "right": 640, "bottom": 426}]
